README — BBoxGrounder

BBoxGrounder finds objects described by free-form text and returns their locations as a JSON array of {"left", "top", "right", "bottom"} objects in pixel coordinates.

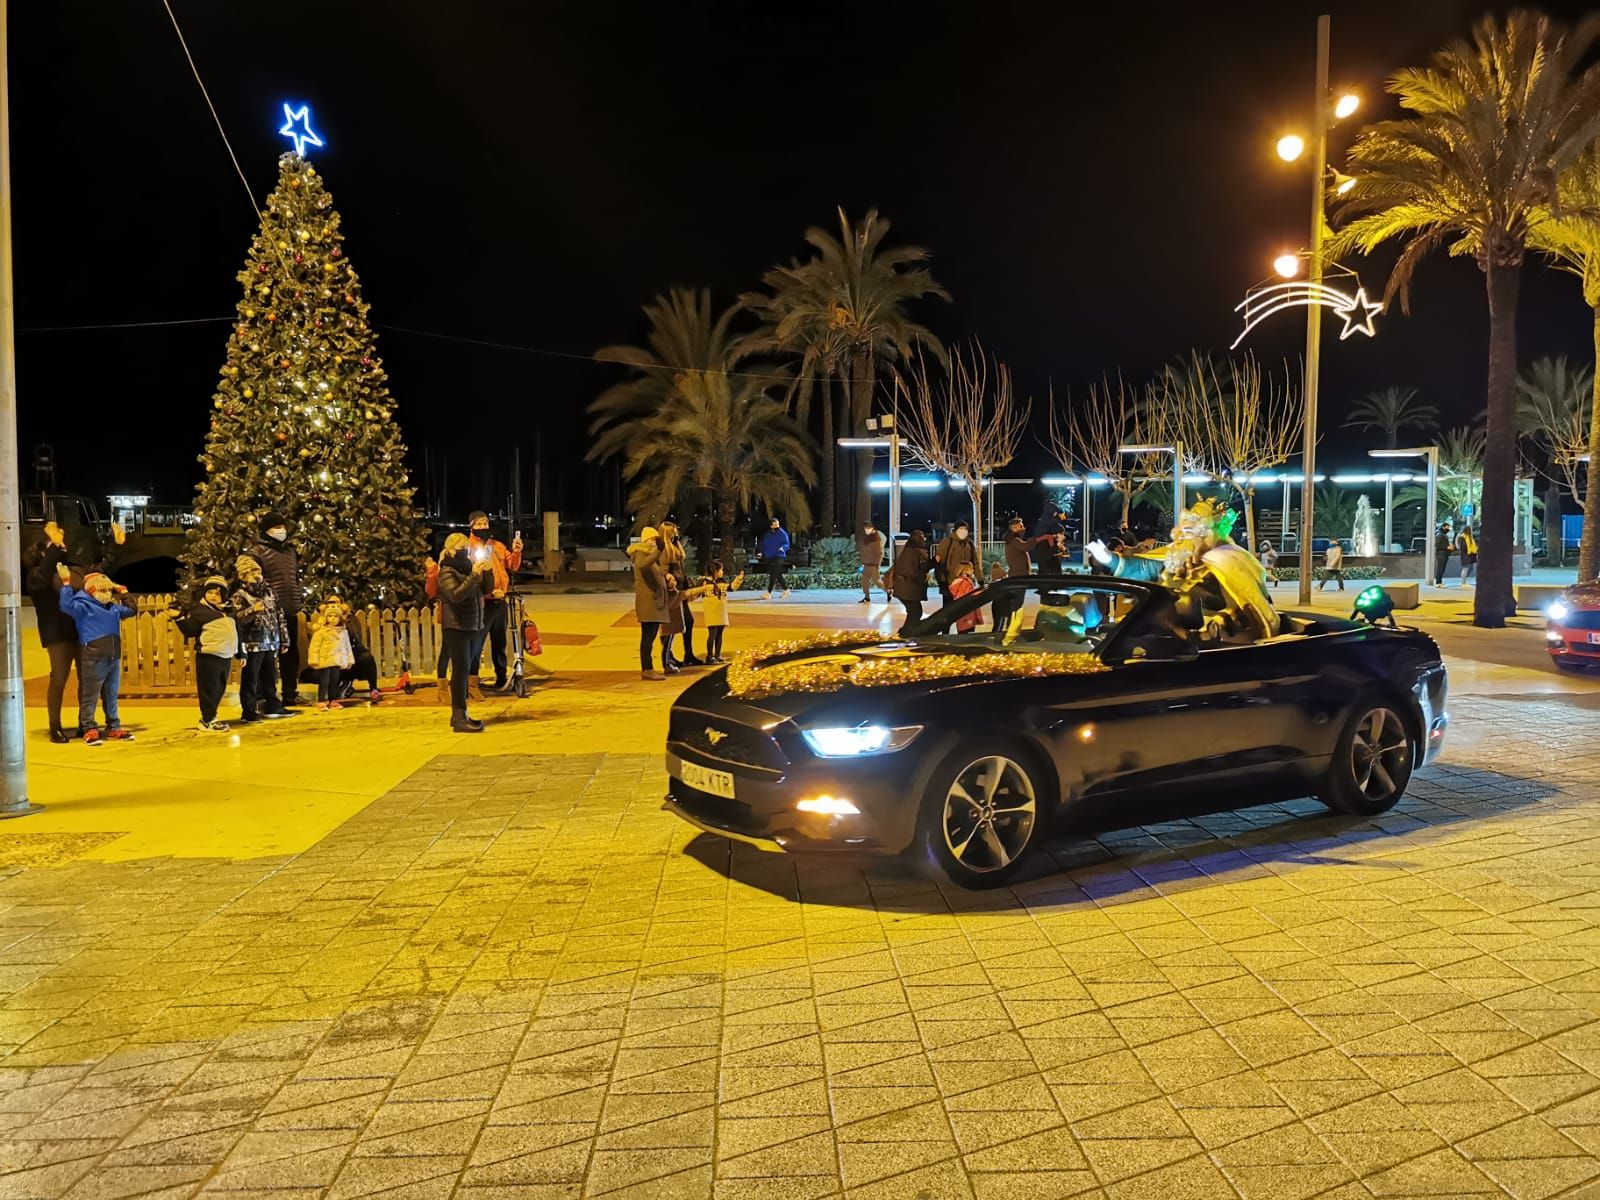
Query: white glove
[{"left": 1085, "top": 539, "right": 1114, "bottom": 566}]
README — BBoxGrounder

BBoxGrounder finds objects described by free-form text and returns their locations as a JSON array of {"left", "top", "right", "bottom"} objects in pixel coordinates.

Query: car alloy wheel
[
  {"left": 1349, "top": 708, "right": 1409, "bottom": 804},
  {"left": 941, "top": 755, "right": 1037, "bottom": 875},
  {"left": 1320, "top": 699, "right": 1414, "bottom": 817}
]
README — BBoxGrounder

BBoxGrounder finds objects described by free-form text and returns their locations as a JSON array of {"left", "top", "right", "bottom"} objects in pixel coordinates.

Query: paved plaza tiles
[{"left": 3, "top": 592, "right": 1600, "bottom": 1199}]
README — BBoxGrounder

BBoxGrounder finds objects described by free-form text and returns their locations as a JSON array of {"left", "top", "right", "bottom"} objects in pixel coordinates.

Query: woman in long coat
[
  {"left": 891, "top": 530, "right": 931, "bottom": 632},
  {"left": 627, "top": 528, "right": 669, "bottom": 680}
]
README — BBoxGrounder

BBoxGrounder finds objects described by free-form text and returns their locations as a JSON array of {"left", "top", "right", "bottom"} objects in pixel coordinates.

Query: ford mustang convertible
[{"left": 663, "top": 577, "right": 1449, "bottom": 888}]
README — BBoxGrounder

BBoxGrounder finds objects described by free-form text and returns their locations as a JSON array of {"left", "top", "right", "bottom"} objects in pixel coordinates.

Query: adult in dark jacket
[
  {"left": 435, "top": 532, "right": 493, "bottom": 732},
  {"left": 933, "top": 521, "right": 978, "bottom": 607},
  {"left": 659, "top": 517, "right": 701, "bottom": 665},
  {"left": 992, "top": 516, "right": 1045, "bottom": 642},
  {"left": 24, "top": 522, "right": 80, "bottom": 742},
  {"left": 1031, "top": 509, "right": 1068, "bottom": 576},
  {"left": 890, "top": 530, "right": 931, "bottom": 633},
  {"left": 254, "top": 513, "right": 307, "bottom": 705}
]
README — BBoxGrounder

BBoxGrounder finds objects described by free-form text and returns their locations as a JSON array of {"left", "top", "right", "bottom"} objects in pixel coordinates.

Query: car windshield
[{"left": 907, "top": 578, "right": 1145, "bottom": 655}]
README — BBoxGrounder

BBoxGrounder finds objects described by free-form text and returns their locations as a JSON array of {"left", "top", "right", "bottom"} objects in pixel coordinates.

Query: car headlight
[
  {"left": 1548, "top": 600, "right": 1571, "bottom": 622},
  {"left": 802, "top": 724, "right": 923, "bottom": 757}
]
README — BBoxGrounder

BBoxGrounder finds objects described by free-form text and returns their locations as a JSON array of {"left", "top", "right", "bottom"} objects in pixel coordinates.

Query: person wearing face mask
[
  {"left": 933, "top": 520, "right": 978, "bottom": 608},
  {"left": 435, "top": 532, "right": 494, "bottom": 731},
  {"left": 466, "top": 512, "right": 523, "bottom": 695},
  {"left": 253, "top": 513, "right": 306, "bottom": 706}
]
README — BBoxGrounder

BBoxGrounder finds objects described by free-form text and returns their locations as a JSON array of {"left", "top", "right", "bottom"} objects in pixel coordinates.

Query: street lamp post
[
  {"left": 1120, "top": 442, "right": 1184, "bottom": 524},
  {"left": 1371, "top": 446, "right": 1439, "bottom": 586},
  {"left": 845, "top": 419, "right": 902, "bottom": 552},
  {"left": 1297, "top": 13, "right": 1332, "bottom": 607},
  {"left": 0, "top": 3, "right": 36, "bottom": 818}
]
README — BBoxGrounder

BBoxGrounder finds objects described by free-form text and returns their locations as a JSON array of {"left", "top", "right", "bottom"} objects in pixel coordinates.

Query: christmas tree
[{"left": 181, "top": 120, "right": 426, "bottom": 607}]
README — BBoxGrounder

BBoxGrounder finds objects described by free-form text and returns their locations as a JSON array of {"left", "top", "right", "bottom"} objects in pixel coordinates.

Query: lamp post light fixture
[
  {"left": 1277, "top": 16, "right": 1360, "bottom": 607},
  {"left": 1273, "top": 253, "right": 1301, "bottom": 279},
  {"left": 1371, "top": 446, "right": 1439, "bottom": 587},
  {"left": 1120, "top": 442, "right": 1185, "bottom": 522}
]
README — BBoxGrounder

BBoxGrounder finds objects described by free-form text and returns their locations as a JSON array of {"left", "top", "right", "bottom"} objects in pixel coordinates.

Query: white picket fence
[{"left": 119, "top": 595, "right": 447, "bottom": 696}]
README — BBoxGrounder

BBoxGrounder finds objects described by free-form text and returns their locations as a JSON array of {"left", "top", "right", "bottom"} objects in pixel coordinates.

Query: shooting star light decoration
[{"left": 1231, "top": 281, "right": 1381, "bottom": 350}]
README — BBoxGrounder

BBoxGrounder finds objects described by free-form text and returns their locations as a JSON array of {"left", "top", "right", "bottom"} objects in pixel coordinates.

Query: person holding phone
[{"left": 466, "top": 512, "right": 523, "bottom": 695}]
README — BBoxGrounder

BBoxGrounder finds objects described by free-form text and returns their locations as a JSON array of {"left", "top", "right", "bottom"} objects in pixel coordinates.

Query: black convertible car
[{"left": 663, "top": 576, "right": 1449, "bottom": 888}]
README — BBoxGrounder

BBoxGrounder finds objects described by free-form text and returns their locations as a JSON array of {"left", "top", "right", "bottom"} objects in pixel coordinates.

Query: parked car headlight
[
  {"left": 802, "top": 724, "right": 923, "bottom": 757},
  {"left": 1548, "top": 600, "right": 1571, "bottom": 622}
]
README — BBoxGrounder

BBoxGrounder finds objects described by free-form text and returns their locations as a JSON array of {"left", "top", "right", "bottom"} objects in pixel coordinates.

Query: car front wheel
[
  {"left": 917, "top": 747, "right": 1044, "bottom": 889},
  {"left": 1318, "top": 701, "right": 1414, "bottom": 817}
]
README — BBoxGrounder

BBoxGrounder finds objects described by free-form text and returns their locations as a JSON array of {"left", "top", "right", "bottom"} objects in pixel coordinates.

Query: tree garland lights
[{"left": 725, "top": 630, "right": 1108, "bottom": 701}]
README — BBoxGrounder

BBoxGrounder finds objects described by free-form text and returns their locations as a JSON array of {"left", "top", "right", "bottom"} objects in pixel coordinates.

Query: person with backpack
[
  {"left": 1455, "top": 523, "right": 1478, "bottom": 587},
  {"left": 173, "top": 575, "right": 240, "bottom": 732}
]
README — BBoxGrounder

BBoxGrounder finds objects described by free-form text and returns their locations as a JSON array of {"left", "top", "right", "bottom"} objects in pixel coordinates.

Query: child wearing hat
[
  {"left": 174, "top": 576, "right": 241, "bottom": 731},
  {"left": 55, "top": 564, "right": 137, "bottom": 745}
]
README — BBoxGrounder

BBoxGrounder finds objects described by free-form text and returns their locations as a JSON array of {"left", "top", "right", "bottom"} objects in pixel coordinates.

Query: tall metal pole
[
  {"left": 1383, "top": 476, "right": 1393, "bottom": 551},
  {"left": 1173, "top": 440, "right": 1186, "bottom": 522},
  {"left": 1297, "top": 13, "right": 1330, "bottom": 607},
  {"left": 1424, "top": 447, "right": 1438, "bottom": 589},
  {"left": 887, "top": 421, "right": 901, "bottom": 556},
  {"left": 0, "top": 1, "right": 38, "bottom": 818}
]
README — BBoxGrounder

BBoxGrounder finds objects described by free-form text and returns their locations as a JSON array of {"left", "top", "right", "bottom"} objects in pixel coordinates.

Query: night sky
[{"left": 13, "top": 1, "right": 1600, "bottom": 523}]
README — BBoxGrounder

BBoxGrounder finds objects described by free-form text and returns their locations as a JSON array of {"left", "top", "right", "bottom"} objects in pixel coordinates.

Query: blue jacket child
[{"left": 56, "top": 567, "right": 136, "bottom": 743}]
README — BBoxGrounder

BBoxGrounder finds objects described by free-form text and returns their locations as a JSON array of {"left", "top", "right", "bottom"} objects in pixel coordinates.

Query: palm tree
[
  {"left": 586, "top": 287, "right": 748, "bottom": 464},
  {"left": 621, "top": 370, "right": 816, "bottom": 552},
  {"left": 1343, "top": 387, "right": 1438, "bottom": 449},
  {"left": 741, "top": 264, "right": 848, "bottom": 532},
  {"left": 1328, "top": 11, "right": 1600, "bottom": 627},
  {"left": 1395, "top": 424, "right": 1487, "bottom": 528},
  {"left": 1528, "top": 148, "right": 1600, "bottom": 578},
  {"left": 778, "top": 209, "right": 949, "bottom": 532},
  {"left": 1517, "top": 356, "right": 1593, "bottom": 562}
]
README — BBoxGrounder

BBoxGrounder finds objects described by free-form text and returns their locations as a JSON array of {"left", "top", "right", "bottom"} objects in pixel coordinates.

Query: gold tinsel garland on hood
[{"left": 725, "top": 630, "right": 1108, "bottom": 701}]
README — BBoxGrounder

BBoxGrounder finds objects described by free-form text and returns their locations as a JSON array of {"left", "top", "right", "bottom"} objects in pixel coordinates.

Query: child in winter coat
[
  {"left": 307, "top": 600, "right": 355, "bottom": 709},
  {"left": 690, "top": 561, "right": 744, "bottom": 664},
  {"left": 231, "top": 555, "right": 293, "bottom": 722},
  {"left": 55, "top": 565, "right": 137, "bottom": 745},
  {"left": 949, "top": 561, "right": 981, "bottom": 633},
  {"left": 174, "top": 575, "right": 240, "bottom": 731}
]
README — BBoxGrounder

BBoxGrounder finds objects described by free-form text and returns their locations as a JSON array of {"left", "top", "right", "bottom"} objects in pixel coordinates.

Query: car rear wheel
[
  {"left": 917, "top": 747, "right": 1044, "bottom": 889},
  {"left": 1318, "top": 701, "right": 1414, "bottom": 817}
]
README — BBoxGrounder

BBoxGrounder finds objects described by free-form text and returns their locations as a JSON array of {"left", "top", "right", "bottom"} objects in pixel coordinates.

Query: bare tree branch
[{"left": 893, "top": 343, "right": 1032, "bottom": 550}]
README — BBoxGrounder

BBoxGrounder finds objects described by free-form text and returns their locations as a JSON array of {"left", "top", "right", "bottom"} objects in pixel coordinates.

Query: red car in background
[{"left": 1546, "top": 582, "right": 1600, "bottom": 672}]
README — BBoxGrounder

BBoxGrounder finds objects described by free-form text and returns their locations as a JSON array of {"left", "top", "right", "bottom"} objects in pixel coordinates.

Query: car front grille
[
  {"left": 1557, "top": 609, "right": 1600, "bottom": 631},
  {"left": 669, "top": 710, "right": 788, "bottom": 770}
]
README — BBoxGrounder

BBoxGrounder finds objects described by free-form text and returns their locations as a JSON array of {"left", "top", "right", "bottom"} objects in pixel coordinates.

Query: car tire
[
  {"left": 1317, "top": 698, "right": 1414, "bottom": 817},
  {"left": 1554, "top": 659, "right": 1588, "bottom": 673},
  {"left": 916, "top": 743, "right": 1047, "bottom": 889}
]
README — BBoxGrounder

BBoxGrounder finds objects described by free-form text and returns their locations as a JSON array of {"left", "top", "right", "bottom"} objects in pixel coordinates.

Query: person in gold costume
[{"left": 1085, "top": 497, "right": 1279, "bottom": 643}]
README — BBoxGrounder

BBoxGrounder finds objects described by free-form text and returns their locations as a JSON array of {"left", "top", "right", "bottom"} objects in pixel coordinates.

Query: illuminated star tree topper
[{"left": 278, "top": 102, "right": 323, "bottom": 157}]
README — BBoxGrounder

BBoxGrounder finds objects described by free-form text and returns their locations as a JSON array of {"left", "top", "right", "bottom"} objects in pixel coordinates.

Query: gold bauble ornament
[
  {"left": 277, "top": 241, "right": 289, "bottom": 250},
  {"left": 242, "top": 387, "right": 254, "bottom": 398}
]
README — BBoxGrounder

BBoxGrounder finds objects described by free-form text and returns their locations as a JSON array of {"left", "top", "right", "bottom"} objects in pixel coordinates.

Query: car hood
[
  {"left": 1563, "top": 580, "right": 1600, "bottom": 608},
  {"left": 679, "top": 635, "right": 1109, "bottom": 722}
]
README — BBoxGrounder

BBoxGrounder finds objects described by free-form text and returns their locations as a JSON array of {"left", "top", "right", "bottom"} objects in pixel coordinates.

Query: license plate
[
  {"left": 679, "top": 760, "right": 736, "bottom": 799},
  {"left": 1589, "top": 633, "right": 1600, "bottom": 645}
]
